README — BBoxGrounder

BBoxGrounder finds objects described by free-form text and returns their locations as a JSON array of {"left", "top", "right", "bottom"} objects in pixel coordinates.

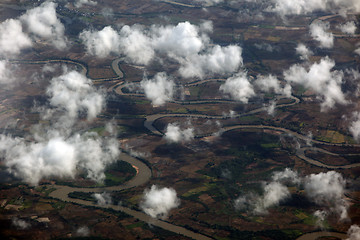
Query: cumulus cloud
[
  {"left": 313, "top": 210, "right": 328, "bottom": 228},
  {"left": 20, "top": 1, "right": 67, "bottom": 49},
  {"left": 140, "top": 185, "right": 180, "bottom": 219},
  {"left": 254, "top": 42, "right": 277, "bottom": 52},
  {"left": 270, "top": 0, "right": 360, "bottom": 16},
  {"left": 46, "top": 70, "right": 105, "bottom": 126},
  {"left": 220, "top": 71, "right": 255, "bottom": 103},
  {"left": 265, "top": 100, "right": 276, "bottom": 115},
  {"left": 0, "top": 70, "right": 119, "bottom": 185},
  {"left": 0, "top": 127, "right": 119, "bottom": 185},
  {"left": 81, "top": 24, "right": 154, "bottom": 64},
  {"left": 296, "top": 43, "right": 313, "bottom": 60},
  {"left": 271, "top": 167, "right": 300, "bottom": 185},
  {"left": 0, "top": 19, "right": 32, "bottom": 56},
  {"left": 93, "top": 192, "right": 112, "bottom": 206},
  {"left": 164, "top": 123, "right": 194, "bottom": 143},
  {"left": 76, "top": 226, "right": 90, "bottom": 236},
  {"left": 195, "top": 0, "right": 223, "bottom": 6},
  {"left": 338, "top": 21, "right": 357, "bottom": 35},
  {"left": 255, "top": 74, "right": 291, "bottom": 97},
  {"left": 150, "top": 22, "right": 243, "bottom": 78},
  {"left": 0, "top": 60, "right": 14, "bottom": 86},
  {"left": 304, "top": 171, "right": 348, "bottom": 220},
  {"left": 140, "top": 72, "right": 174, "bottom": 106},
  {"left": 306, "top": 132, "right": 313, "bottom": 146},
  {"left": 0, "top": 137, "right": 76, "bottom": 185},
  {"left": 80, "top": 26, "right": 121, "bottom": 58},
  {"left": 235, "top": 168, "right": 298, "bottom": 214},
  {"left": 12, "top": 217, "right": 30, "bottom": 230},
  {"left": 0, "top": 1, "right": 67, "bottom": 56},
  {"left": 346, "top": 225, "right": 360, "bottom": 240},
  {"left": 152, "top": 21, "right": 208, "bottom": 59},
  {"left": 172, "top": 30, "right": 241, "bottom": 77},
  {"left": 284, "top": 57, "right": 347, "bottom": 110},
  {"left": 310, "top": 21, "right": 334, "bottom": 49},
  {"left": 356, "top": 48, "right": 360, "bottom": 56},
  {"left": 179, "top": 45, "right": 243, "bottom": 78},
  {"left": 80, "top": 21, "right": 243, "bottom": 78},
  {"left": 199, "top": 20, "right": 213, "bottom": 33},
  {"left": 74, "top": 0, "right": 97, "bottom": 8},
  {"left": 236, "top": 169, "right": 349, "bottom": 220},
  {"left": 349, "top": 112, "right": 360, "bottom": 141},
  {"left": 118, "top": 25, "right": 155, "bottom": 65},
  {"left": 254, "top": 181, "right": 290, "bottom": 214},
  {"left": 223, "top": 110, "right": 237, "bottom": 118}
]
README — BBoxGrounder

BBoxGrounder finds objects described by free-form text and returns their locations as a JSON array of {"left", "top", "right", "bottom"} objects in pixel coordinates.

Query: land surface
[{"left": 0, "top": 0, "right": 360, "bottom": 240}]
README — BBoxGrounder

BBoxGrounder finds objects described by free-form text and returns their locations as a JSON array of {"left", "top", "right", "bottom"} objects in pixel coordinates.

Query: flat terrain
[{"left": 0, "top": 0, "right": 360, "bottom": 239}]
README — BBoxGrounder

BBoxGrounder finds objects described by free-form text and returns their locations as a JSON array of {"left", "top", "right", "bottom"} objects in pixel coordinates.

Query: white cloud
[
  {"left": 284, "top": 57, "right": 347, "bottom": 110},
  {"left": 46, "top": 70, "right": 105, "bottom": 125},
  {"left": 152, "top": 21, "right": 208, "bottom": 59},
  {"left": 270, "top": 0, "right": 360, "bottom": 16},
  {"left": 346, "top": 225, "right": 360, "bottom": 240},
  {"left": 0, "top": 60, "right": 15, "bottom": 86},
  {"left": 265, "top": 100, "right": 276, "bottom": 115},
  {"left": 254, "top": 181, "right": 290, "bottom": 214},
  {"left": 101, "top": 8, "right": 114, "bottom": 20},
  {"left": 20, "top": 1, "right": 67, "bottom": 49},
  {"left": 296, "top": 43, "right": 313, "bottom": 60},
  {"left": 199, "top": 20, "right": 213, "bottom": 33},
  {"left": 179, "top": 45, "right": 243, "bottom": 78},
  {"left": 338, "top": 21, "right": 357, "bottom": 35},
  {"left": 0, "top": 19, "right": 32, "bottom": 56},
  {"left": 80, "top": 21, "right": 243, "bottom": 78},
  {"left": 254, "top": 42, "right": 277, "bottom": 52},
  {"left": 12, "top": 217, "right": 30, "bottom": 230},
  {"left": 356, "top": 48, "right": 360, "bottom": 56},
  {"left": 118, "top": 25, "right": 154, "bottom": 65},
  {"left": 93, "top": 192, "right": 112, "bottom": 206},
  {"left": 75, "top": 0, "right": 97, "bottom": 8},
  {"left": 140, "top": 185, "right": 180, "bottom": 219},
  {"left": 140, "top": 72, "right": 174, "bottom": 106},
  {"left": 164, "top": 123, "right": 194, "bottom": 143},
  {"left": 255, "top": 74, "right": 291, "bottom": 97},
  {"left": 304, "top": 171, "right": 349, "bottom": 220},
  {"left": 71, "top": 133, "right": 120, "bottom": 183},
  {"left": 235, "top": 169, "right": 349, "bottom": 221},
  {"left": 310, "top": 21, "right": 334, "bottom": 49},
  {"left": 220, "top": 71, "right": 255, "bottom": 103},
  {"left": 0, "top": 131, "right": 119, "bottom": 185},
  {"left": 76, "top": 226, "right": 90, "bottom": 237},
  {"left": 223, "top": 110, "right": 237, "bottom": 118},
  {"left": 80, "top": 26, "right": 121, "bottom": 58},
  {"left": 306, "top": 132, "right": 313, "bottom": 146},
  {"left": 0, "top": 1, "right": 68, "bottom": 55},
  {"left": 313, "top": 210, "right": 328, "bottom": 228},
  {"left": 271, "top": 168, "right": 300, "bottom": 185},
  {"left": 235, "top": 168, "right": 298, "bottom": 214},
  {"left": 0, "top": 69, "right": 119, "bottom": 185},
  {"left": 0, "top": 136, "right": 76, "bottom": 185},
  {"left": 349, "top": 112, "right": 360, "bottom": 141},
  {"left": 195, "top": 0, "right": 223, "bottom": 6}
]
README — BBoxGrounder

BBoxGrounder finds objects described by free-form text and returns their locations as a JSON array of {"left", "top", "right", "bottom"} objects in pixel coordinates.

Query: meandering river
[{"left": 14, "top": 56, "right": 356, "bottom": 240}]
